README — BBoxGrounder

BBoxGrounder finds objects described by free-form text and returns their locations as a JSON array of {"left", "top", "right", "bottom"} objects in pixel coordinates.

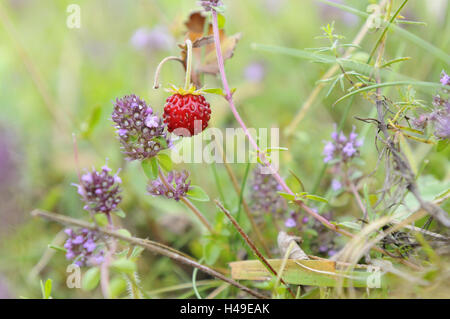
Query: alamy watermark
[
  {"left": 66, "top": 4, "right": 81, "bottom": 29},
  {"left": 168, "top": 123, "right": 281, "bottom": 174}
]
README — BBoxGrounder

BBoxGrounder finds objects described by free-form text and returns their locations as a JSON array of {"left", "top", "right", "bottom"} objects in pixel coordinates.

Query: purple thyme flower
[
  {"left": 285, "top": 217, "right": 297, "bottom": 228},
  {"left": 250, "top": 165, "right": 286, "bottom": 214},
  {"left": 112, "top": 94, "right": 170, "bottom": 161},
  {"left": 147, "top": 170, "right": 191, "bottom": 201},
  {"left": 73, "top": 162, "right": 122, "bottom": 215},
  {"left": 322, "top": 125, "right": 363, "bottom": 163},
  {"left": 412, "top": 113, "right": 429, "bottom": 130},
  {"left": 440, "top": 70, "right": 450, "bottom": 86},
  {"left": 198, "top": 0, "right": 223, "bottom": 11},
  {"left": 244, "top": 62, "right": 266, "bottom": 83},
  {"left": 130, "top": 26, "right": 174, "bottom": 53},
  {"left": 430, "top": 106, "right": 450, "bottom": 139},
  {"left": 64, "top": 228, "right": 104, "bottom": 267},
  {"left": 331, "top": 179, "right": 342, "bottom": 191}
]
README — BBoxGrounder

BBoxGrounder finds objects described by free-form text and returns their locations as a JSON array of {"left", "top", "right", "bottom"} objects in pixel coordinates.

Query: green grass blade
[{"left": 316, "top": 0, "right": 450, "bottom": 65}]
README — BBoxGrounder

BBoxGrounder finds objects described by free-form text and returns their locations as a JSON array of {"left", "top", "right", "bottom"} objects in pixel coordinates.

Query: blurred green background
[{"left": 0, "top": 0, "right": 449, "bottom": 298}]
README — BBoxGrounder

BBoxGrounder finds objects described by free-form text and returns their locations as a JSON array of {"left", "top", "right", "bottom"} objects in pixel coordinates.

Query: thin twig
[
  {"left": 215, "top": 200, "right": 295, "bottom": 298},
  {"left": 31, "top": 209, "right": 268, "bottom": 299},
  {"left": 215, "top": 139, "right": 271, "bottom": 256}
]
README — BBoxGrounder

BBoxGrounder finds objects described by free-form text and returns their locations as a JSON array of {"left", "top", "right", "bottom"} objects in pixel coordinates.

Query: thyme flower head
[
  {"left": 64, "top": 228, "right": 104, "bottom": 267},
  {"left": 112, "top": 94, "right": 170, "bottom": 161},
  {"left": 147, "top": 170, "right": 191, "bottom": 201},
  {"left": 73, "top": 162, "right": 122, "bottom": 215},
  {"left": 323, "top": 125, "right": 363, "bottom": 163},
  {"left": 250, "top": 165, "right": 286, "bottom": 214},
  {"left": 198, "top": 0, "right": 223, "bottom": 11}
]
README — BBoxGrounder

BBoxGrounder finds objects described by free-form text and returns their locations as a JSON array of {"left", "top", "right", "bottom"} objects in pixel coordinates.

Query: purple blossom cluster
[
  {"left": 440, "top": 70, "right": 450, "bottom": 86},
  {"left": 130, "top": 26, "right": 174, "bottom": 53},
  {"left": 64, "top": 228, "right": 104, "bottom": 267},
  {"left": 147, "top": 170, "right": 191, "bottom": 201},
  {"left": 250, "top": 166, "right": 286, "bottom": 214},
  {"left": 323, "top": 125, "right": 363, "bottom": 163},
  {"left": 244, "top": 62, "right": 266, "bottom": 83},
  {"left": 112, "top": 94, "right": 170, "bottom": 161},
  {"left": 73, "top": 164, "right": 122, "bottom": 215},
  {"left": 412, "top": 71, "right": 450, "bottom": 139},
  {"left": 198, "top": 0, "right": 223, "bottom": 11}
]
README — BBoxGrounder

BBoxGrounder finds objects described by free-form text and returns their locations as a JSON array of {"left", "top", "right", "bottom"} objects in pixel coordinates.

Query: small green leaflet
[
  {"left": 187, "top": 185, "right": 210, "bottom": 202},
  {"left": 82, "top": 267, "right": 100, "bottom": 291},
  {"left": 437, "top": 139, "right": 449, "bottom": 152},
  {"left": 142, "top": 157, "right": 159, "bottom": 180},
  {"left": 113, "top": 210, "right": 126, "bottom": 218},
  {"left": 111, "top": 258, "right": 136, "bottom": 274},
  {"left": 277, "top": 191, "right": 328, "bottom": 203},
  {"left": 157, "top": 153, "right": 173, "bottom": 172},
  {"left": 40, "top": 279, "right": 52, "bottom": 299}
]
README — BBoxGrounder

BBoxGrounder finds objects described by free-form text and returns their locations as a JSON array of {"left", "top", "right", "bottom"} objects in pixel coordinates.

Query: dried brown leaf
[{"left": 182, "top": 11, "right": 241, "bottom": 86}]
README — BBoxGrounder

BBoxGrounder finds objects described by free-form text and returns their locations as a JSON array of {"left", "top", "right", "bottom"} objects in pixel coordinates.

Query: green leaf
[
  {"left": 94, "top": 214, "right": 108, "bottom": 227},
  {"left": 277, "top": 192, "right": 296, "bottom": 201},
  {"left": 202, "top": 88, "right": 226, "bottom": 96},
  {"left": 115, "top": 248, "right": 130, "bottom": 258},
  {"left": 305, "top": 194, "right": 328, "bottom": 203},
  {"left": 217, "top": 13, "right": 226, "bottom": 29},
  {"left": 116, "top": 228, "right": 132, "bottom": 238},
  {"left": 48, "top": 244, "right": 67, "bottom": 253},
  {"left": 265, "top": 146, "right": 289, "bottom": 153},
  {"left": 157, "top": 153, "right": 173, "bottom": 172},
  {"left": 155, "top": 136, "right": 169, "bottom": 149},
  {"left": 286, "top": 170, "right": 305, "bottom": 194},
  {"left": 380, "top": 57, "right": 411, "bottom": 69},
  {"left": 337, "top": 221, "right": 362, "bottom": 230},
  {"left": 108, "top": 277, "right": 127, "bottom": 299},
  {"left": 82, "top": 267, "right": 100, "bottom": 291},
  {"left": 41, "top": 279, "right": 52, "bottom": 299},
  {"left": 111, "top": 258, "right": 136, "bottom": 274},
  {"left": 204, "top": 241, "right": 221, "bottom": 265},
  {"left": 130, "top": 246, "right": 145, "bottom": 260},
  {"left": 141, "top": 157, "right": 159, "bottom": 180},
  {"left": 333, "top": 81, "right": 442, "bottom": 106},
  {"left": 252, "top": 43, "right": 408, "bottom": 83},
  {"left": 186, "top": 185, "right": 210, "bottom": 202},
  {"left": 113, "top": 210, "right": 126, "bottom": 218},
  {"left": 437, "top": 139, "right": 449, "bottom": 152}
]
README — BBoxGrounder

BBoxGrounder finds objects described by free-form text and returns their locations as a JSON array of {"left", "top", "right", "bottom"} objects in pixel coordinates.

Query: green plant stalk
[
  {"left": 184, "top": 39, "right": 193, "bottom": 90},
  {"left": 367, "top": 0, "right": 409, "bottom": 64}
]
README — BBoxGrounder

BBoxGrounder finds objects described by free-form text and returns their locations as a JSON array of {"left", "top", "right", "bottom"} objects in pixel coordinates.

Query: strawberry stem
[{"left": 184, "top": 39, "right": 193, "bottom": 90}]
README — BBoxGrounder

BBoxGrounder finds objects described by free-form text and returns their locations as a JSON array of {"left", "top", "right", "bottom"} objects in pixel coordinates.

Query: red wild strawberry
[{"left": 163, "top": 91, "right": 211, "bottom": 136}]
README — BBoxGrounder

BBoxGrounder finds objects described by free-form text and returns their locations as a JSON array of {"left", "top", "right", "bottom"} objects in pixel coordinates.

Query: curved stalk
[
  {"left": 184, "top": 39, "right": 193, "bottom": 90},
  {"left": 153, "top": 56, "right": 184, "bottom": 89}
]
